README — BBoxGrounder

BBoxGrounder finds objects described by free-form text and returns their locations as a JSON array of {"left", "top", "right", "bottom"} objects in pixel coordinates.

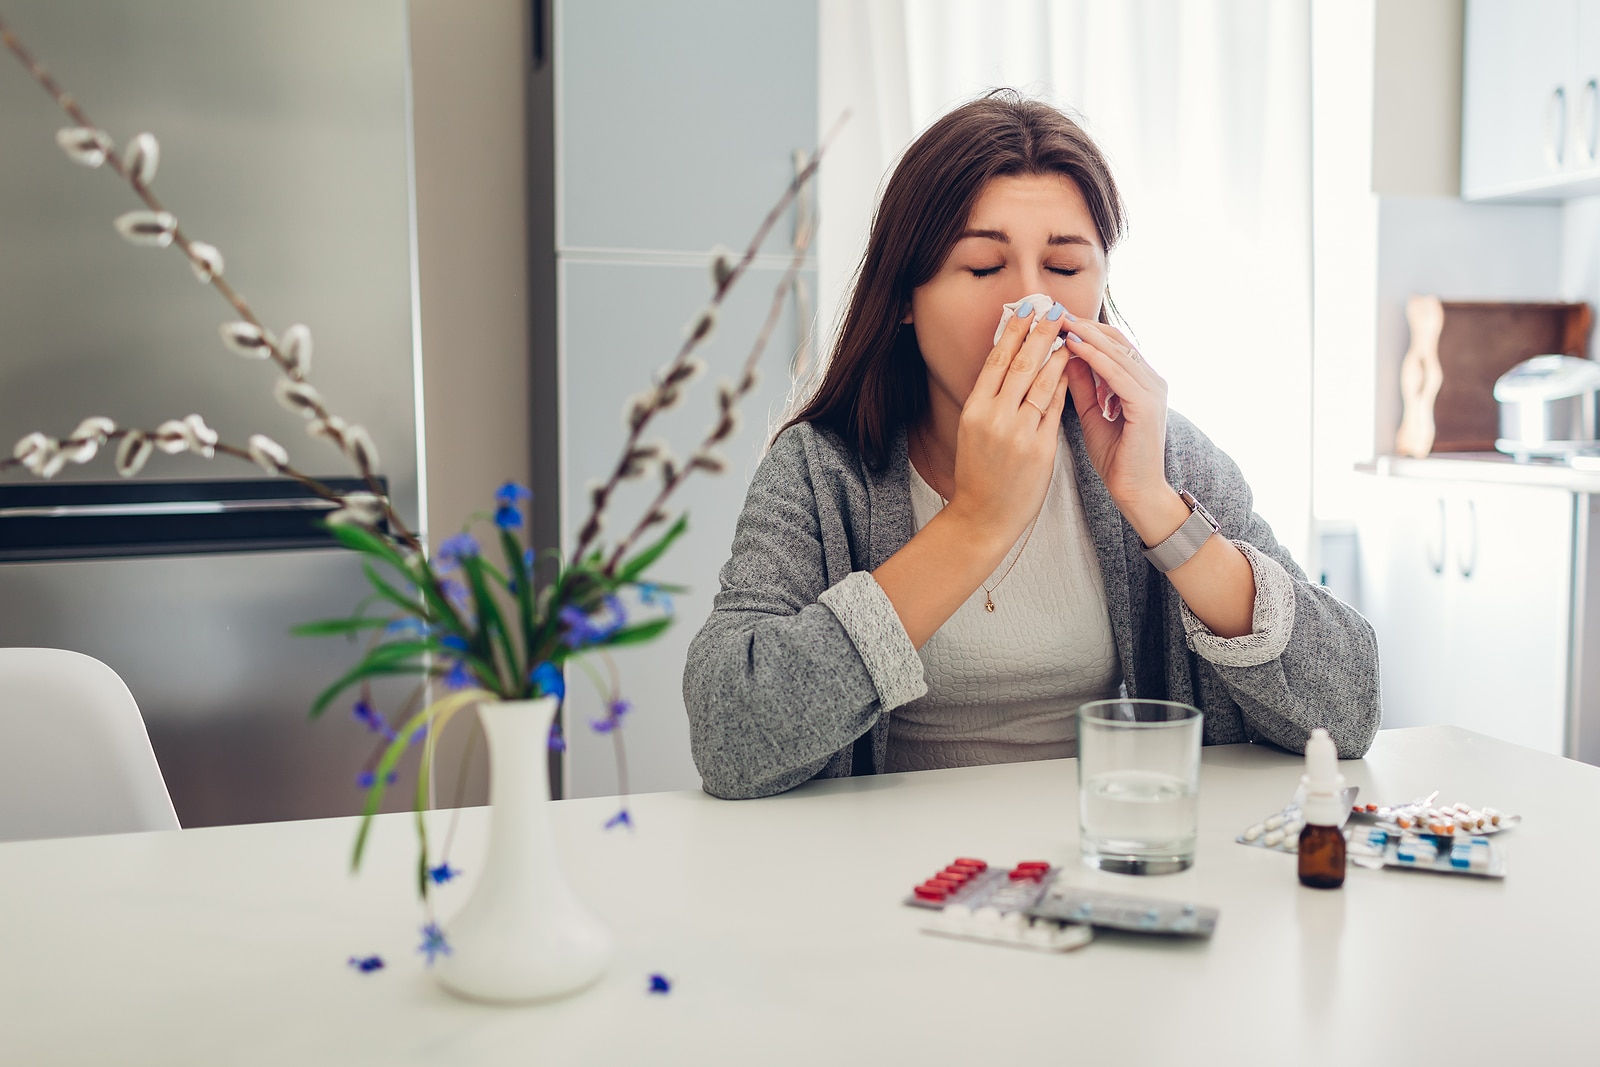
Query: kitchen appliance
[
  {"left": 1493, "top": 354, "right": 1600, "bottom": 460},
  {"left": 0, "top": 0, "right": 456, "bottom": 828}
]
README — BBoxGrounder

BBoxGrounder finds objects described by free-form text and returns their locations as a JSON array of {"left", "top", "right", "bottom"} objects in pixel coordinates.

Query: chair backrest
[{"left": 0, "top": 647, "right": 180, "bottom": 842}]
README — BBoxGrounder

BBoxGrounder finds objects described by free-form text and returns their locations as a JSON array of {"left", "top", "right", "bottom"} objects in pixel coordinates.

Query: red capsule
[
  {"left": 939, "top": 869, "right": 972, "bottom": 884},
  {"left": 954, "top": 858, "right": 988, "bottom": 870},
  {"left": 1015, "top": 861, "right": 1051, "bottom": 871},
  {"left": 914, "top": 885, "right": 948, "bottom": 901}
]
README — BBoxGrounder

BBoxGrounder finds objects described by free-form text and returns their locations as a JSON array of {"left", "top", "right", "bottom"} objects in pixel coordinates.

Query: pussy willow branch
[
  {"left": 0, "top": 14, "right": 419, "bottom": 553},
  {"left": 570, "top": 113, "right": 846, "bottom": 566},
  {"left": 603, "top": 209, "right": 819, "bottom": 576},
  {"left": 0, "top": 426, "right": 350, "bottom": 505}
]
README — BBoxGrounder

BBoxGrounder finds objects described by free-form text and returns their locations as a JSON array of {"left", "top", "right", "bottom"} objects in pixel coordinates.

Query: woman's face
[{"left": 906, "top": 173, "right": 1108, "bottom": 412}]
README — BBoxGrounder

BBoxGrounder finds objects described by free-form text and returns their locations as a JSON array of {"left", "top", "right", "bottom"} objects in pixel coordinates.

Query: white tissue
[{"left": 992, "top": 293, "right": 1121, "bottom": 422}]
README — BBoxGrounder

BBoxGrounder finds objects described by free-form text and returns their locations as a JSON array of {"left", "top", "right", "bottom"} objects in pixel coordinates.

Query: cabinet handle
[
  {"left": 1583, "top": 79, "right": 1600, "bottom": 166},
  {"left": 1425, "top": 497, "right": 1446, "bottom": 576},
  {"left": 1456, "top": 499, "right": 1478, "bottom": 579},
  {"left": 1546, "top": 85, "right": 1569, "bottom": 170}
]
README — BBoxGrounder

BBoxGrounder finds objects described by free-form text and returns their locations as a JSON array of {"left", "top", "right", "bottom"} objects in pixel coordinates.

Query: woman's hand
[
  {"left": 946, "top": 300, "right": 1072, "bottom": 546},
  {"left": 1061, "top": 318, "right": 1179, "bottom": 534}
]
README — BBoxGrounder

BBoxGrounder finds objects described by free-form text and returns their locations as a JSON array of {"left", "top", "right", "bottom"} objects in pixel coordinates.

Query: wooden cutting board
[{"left": 1396, "top": 298, "right": 1594, "bottom": 456}]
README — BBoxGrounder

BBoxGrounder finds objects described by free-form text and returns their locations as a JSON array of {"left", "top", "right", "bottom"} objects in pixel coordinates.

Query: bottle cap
[{"left": 1300, "top": 728, "right": 1345, "bottom": 826}]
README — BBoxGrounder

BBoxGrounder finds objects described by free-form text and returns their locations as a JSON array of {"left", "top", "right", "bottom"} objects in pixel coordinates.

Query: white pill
[
  {"left": 1264, "top": 814, "right": 1285, "bottom": 831},
  {"left": 1453, "top": 802, "right": 1471, "bottom": 814},
  {"left": 1244, "top": 824, "right": 1264, "bottom": 841},
  {"left": 1264, "top": 829, "right": 1285, "bottom": 847},
  {"left": 974, "top": 906, "right": 1003, "bottom": 925}
]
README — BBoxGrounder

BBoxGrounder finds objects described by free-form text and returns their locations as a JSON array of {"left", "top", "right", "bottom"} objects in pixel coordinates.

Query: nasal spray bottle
[{"left": 1298, "top": 728, "right": 1346, "bottom": 889}]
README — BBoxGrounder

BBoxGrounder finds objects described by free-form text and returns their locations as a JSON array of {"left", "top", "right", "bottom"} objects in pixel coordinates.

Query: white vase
[{"left": 433, "top": 696, "right": 613, "bottom": 1003}]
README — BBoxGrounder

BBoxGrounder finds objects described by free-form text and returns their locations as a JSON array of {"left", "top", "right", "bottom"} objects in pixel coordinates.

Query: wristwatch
[{"left": 1141, "top": 490, "right": 1220, "bottom": 573}]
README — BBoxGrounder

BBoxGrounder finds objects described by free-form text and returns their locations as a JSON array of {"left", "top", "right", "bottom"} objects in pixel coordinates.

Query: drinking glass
[{"left": 1077, "top": 699, "right": 1203, "bottom": 874}]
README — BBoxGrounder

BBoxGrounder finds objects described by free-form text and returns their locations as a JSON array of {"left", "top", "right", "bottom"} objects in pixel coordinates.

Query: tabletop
[{"left": 1, "top": 725, "right": 1595, "bottom": 1066}]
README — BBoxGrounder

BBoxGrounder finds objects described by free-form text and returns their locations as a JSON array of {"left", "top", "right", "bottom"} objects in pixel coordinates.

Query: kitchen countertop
[{"left": 1358, "top": 451, "right": 1600, "bottom": 492}]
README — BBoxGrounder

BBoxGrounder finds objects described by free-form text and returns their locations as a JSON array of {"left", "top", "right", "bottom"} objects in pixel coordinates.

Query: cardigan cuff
[
  {"left": 1180, "top": 539, "right": 1296, "bottom": 668},
  {"left": 819, "top": 571, "right": 928, "bottom": 710}
]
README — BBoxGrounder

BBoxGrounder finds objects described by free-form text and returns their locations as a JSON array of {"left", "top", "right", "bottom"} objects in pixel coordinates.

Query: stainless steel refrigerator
[{"left": 0, "top": 0, "right": 448, "bottom": 827}]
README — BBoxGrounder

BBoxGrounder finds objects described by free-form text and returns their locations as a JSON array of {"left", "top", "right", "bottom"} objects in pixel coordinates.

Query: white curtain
[{"left": 819, "top": 0, "right": 1314, "bottom": 568}]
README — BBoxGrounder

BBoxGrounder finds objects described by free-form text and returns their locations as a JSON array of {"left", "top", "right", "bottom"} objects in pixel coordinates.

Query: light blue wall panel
[
  {"left": 560, "top": 259, "right": 815, "bottom": 798},
  {"left": 557, "top": 0, "right": 818, "bottom": 255}
]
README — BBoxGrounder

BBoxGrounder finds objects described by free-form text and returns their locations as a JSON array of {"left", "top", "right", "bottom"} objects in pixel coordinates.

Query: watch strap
[{"left": 1142, "top": 491, "right": 1220, "bottom": 573}]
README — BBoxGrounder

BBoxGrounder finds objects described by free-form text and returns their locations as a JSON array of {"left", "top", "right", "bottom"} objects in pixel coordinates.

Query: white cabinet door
[
  {"left": 1358, "top": 480, "right": 1454, "bottom": 730},
  {"left": 1461, "top": 0, "right": 1582, "bottom": 199},
  {"left": 1441, "top": 484, "right": 1572, "bottom": 754},
  {"left": 1358, "top": 476, "right": 1574, "bottom": 755}
]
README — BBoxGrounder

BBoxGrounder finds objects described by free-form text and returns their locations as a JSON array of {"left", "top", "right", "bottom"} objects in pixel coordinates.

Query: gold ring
[{"left": 1025, "top": 398, "right": 1048, "bottom": 416}]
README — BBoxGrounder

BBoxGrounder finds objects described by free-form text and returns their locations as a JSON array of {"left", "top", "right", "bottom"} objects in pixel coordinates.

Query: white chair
[{"left": 0, "top": 647, "right": 180, "bottom": 842}]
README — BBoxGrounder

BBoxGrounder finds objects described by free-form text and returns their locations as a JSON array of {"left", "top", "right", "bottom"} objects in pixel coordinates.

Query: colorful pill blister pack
[
  {"left": 1237, "top": 790, "right": 1514, "bottom": 879},
  {"left": 1345, "top": 825, "right": 1507, "bottom": 878},
  {"left": 904, "top": 858, "right": 1218, "bottom": 953}
]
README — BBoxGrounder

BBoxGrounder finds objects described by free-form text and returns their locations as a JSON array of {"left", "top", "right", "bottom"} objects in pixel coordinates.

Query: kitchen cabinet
[
  {"left": 1357, "top": 457, "right": 1600, "bottom": 763},
  {"left": 1461, "top": 0, "right": 1600, "bottom": 200}
]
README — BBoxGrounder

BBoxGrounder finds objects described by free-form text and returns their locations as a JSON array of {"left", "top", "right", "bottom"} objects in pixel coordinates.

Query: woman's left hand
[{"left": 1061, "top": 318, "right": 1171, "bottom": 518}]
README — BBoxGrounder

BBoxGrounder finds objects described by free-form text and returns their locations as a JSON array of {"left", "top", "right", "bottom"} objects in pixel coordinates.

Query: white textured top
[{"left": 887, "top": 428, "right": 1121, "bottom": 771}]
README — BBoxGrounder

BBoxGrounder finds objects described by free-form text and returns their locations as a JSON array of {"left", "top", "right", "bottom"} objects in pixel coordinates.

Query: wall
[{"left": 409, "top": 0, "right": 533, "bottom": 547}]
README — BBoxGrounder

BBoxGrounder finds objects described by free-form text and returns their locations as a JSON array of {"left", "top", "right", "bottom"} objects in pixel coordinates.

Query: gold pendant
[{"left": 984, "top": 592, "right": 996, "bottom": 613}]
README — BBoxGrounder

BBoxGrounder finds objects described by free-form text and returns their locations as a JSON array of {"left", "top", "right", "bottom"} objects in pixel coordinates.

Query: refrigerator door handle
[{"left": 0, "top": 498, "right": 338, "bottom": 519}]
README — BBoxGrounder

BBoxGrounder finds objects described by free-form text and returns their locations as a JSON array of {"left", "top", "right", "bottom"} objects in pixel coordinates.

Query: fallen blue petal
[
  {"left": 494, "top": 504, "right": 522, "bottom": 530},
  {"left": 428, "top": 863, "right": 461, "bottom": 885},
  {"left": 648, "top": 973, "right": 671, "bottom": 994},
  {"left": 348, "top": 955, "right": 385, "bottom": 973},
  {"left": 605, "top": 808, "right": 632, "bottom": 830},
  {"left": 495, "top": 482, "right": 533, "bottom": 507},
  {"left": 530, "top": 661, "right": 565, "bottom": 700},
  {"left": 418, "top": 923, "right": 452, "bottom": 966}
]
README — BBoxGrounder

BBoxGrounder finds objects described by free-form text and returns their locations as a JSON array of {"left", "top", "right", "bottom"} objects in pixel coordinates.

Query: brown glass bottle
[{"left": 1298, "top": 824, "right": 1346, "bottom": 889}]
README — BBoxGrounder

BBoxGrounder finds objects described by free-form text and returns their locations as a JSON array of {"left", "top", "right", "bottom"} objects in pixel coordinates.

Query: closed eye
[{"left": 968, "top": 265, "right": 1002, "bottom": 277}]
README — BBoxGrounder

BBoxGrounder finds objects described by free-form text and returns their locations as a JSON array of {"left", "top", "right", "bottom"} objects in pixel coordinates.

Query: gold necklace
[{"left": 914, "top": 428, "right": 1043, "bottom": 614}]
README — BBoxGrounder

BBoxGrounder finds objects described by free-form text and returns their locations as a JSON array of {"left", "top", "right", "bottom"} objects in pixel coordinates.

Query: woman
[{"left": 683, "top": 92, "right": 1380, "bottom": 800}]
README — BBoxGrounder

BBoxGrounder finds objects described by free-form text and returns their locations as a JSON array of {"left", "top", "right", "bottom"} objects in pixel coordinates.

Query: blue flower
[
  {"left": 428, "top": 863, "right": 461, "bottom": 885},
  {"left": 348, "top": 955, "right": 385, "bottom": 973},
  {"left": 637, "top": 583, "right": 674, "bottom": 614},
  {"left": 530, "top": 661, "right": 565, "bottom": 700},
  {"left": 648, "top": 973, "right": 671, "bottom": 994},
  {"left": 560, "top": 595, "right": 628, "bottom": 649},
  {"left": 589, "top": 698, "right": 631, "bottom": 734},
  {"left": 494, "top": 503, "right": 523, "bottom": 530},
  {"left": 435, "top": 533, "right": 479, "bottom": 571},
  {"left": 443, "top": 660, "right": 474, "bottom": 690},
  {"left": 438, "top": 577, "right": 472, "bottom": 612},
  {"left": 352, "top": 700, "right": 383, "bottom": 732},
  {"left": 418, "top": 923, "right": 451, "bottom": 966},
  {"left": 439, "top": 633, "right": 470, "bottom": 653},
  {"left": 495, "top": 482, "right": 532, "bottom": 507},
  {"left": 356, "top": 770, "right": 398, "bottom": 789},
  {"left": 548, "top": 723, "right": 567, "bottom": 753},
  {"left": 385, "top": 618, "right": 430, "bottom": 638},
  {"left": 604, "top": 808, "right": 632, "bottom": 830}
]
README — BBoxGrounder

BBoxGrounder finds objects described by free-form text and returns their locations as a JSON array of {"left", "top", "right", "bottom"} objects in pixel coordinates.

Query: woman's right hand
[{"left": 946, "top": 299, "right": 1072, "bottom": 547}]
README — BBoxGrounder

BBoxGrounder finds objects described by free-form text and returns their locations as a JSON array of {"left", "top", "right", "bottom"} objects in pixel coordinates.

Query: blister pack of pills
[
  {"left": 1347, "top": 792, "right": 1520, "bottom": 837},
  {"left": 1028, "top": 885, "right": 1220, "bottom": 937},
  {"left": 1237, "top": 785, "right": 1360, "bottom": 854},
  {"left": 904, "top": 858, "right": 1093, "bottom": 953},
  {"left": 1345, "top": 826, "right": 1507, "bottom": 878}
]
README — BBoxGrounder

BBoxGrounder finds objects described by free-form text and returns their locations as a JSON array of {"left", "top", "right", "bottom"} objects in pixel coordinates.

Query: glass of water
[{"left": 1077, "top": 699, "right": 1202, "bottom": 875}]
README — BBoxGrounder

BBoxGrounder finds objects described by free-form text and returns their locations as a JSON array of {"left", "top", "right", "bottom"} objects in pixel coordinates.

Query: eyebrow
[{"left": 956, "top": 228, "right": 1094, "bottom": 248}]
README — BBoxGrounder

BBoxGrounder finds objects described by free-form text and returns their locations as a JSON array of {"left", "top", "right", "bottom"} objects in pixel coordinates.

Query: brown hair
[{"left": 785, "top": 90, "right": 1128, "bottom": 469}]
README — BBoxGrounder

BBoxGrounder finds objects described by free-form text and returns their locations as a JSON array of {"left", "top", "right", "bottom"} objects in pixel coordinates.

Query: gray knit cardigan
[{"left": 683, "top": 407, "right": 1382, "bottom": 800}]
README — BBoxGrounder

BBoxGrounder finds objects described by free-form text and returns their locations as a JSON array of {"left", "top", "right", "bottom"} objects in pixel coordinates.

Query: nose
[{"left": 1016, "top": 266, "right": 1057, "bottom": 305}]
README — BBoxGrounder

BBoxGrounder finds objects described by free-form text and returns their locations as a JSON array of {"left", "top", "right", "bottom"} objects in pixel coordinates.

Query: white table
[{"left": 1, "top": 726, "right": 1594, "bottom": 1066}]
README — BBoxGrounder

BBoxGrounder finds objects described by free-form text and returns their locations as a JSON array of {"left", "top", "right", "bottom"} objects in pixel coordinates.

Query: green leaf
[
  {"left": 614, "top": 514, "right": 688, "bottom": 585},
  {"left": 601, "top": 616, "right": 673, "bottom": 648},
  {"left": 327, "top": 521, "right": 411, "bottom": 574},
  {"left": 290, "top": 616, "right": 394, "bottom": 637},
  {"left": 362, "top": 561, "right": 426, "bottom": 618},
  {"left": 309, "top": 661, "right": 427, "bottom": 719},
  {"left": 461, "top": 554, "right": 518, "bottom": 688},
  {"left": 502, "top": 528, "right": 537, "bottom": 690}
]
